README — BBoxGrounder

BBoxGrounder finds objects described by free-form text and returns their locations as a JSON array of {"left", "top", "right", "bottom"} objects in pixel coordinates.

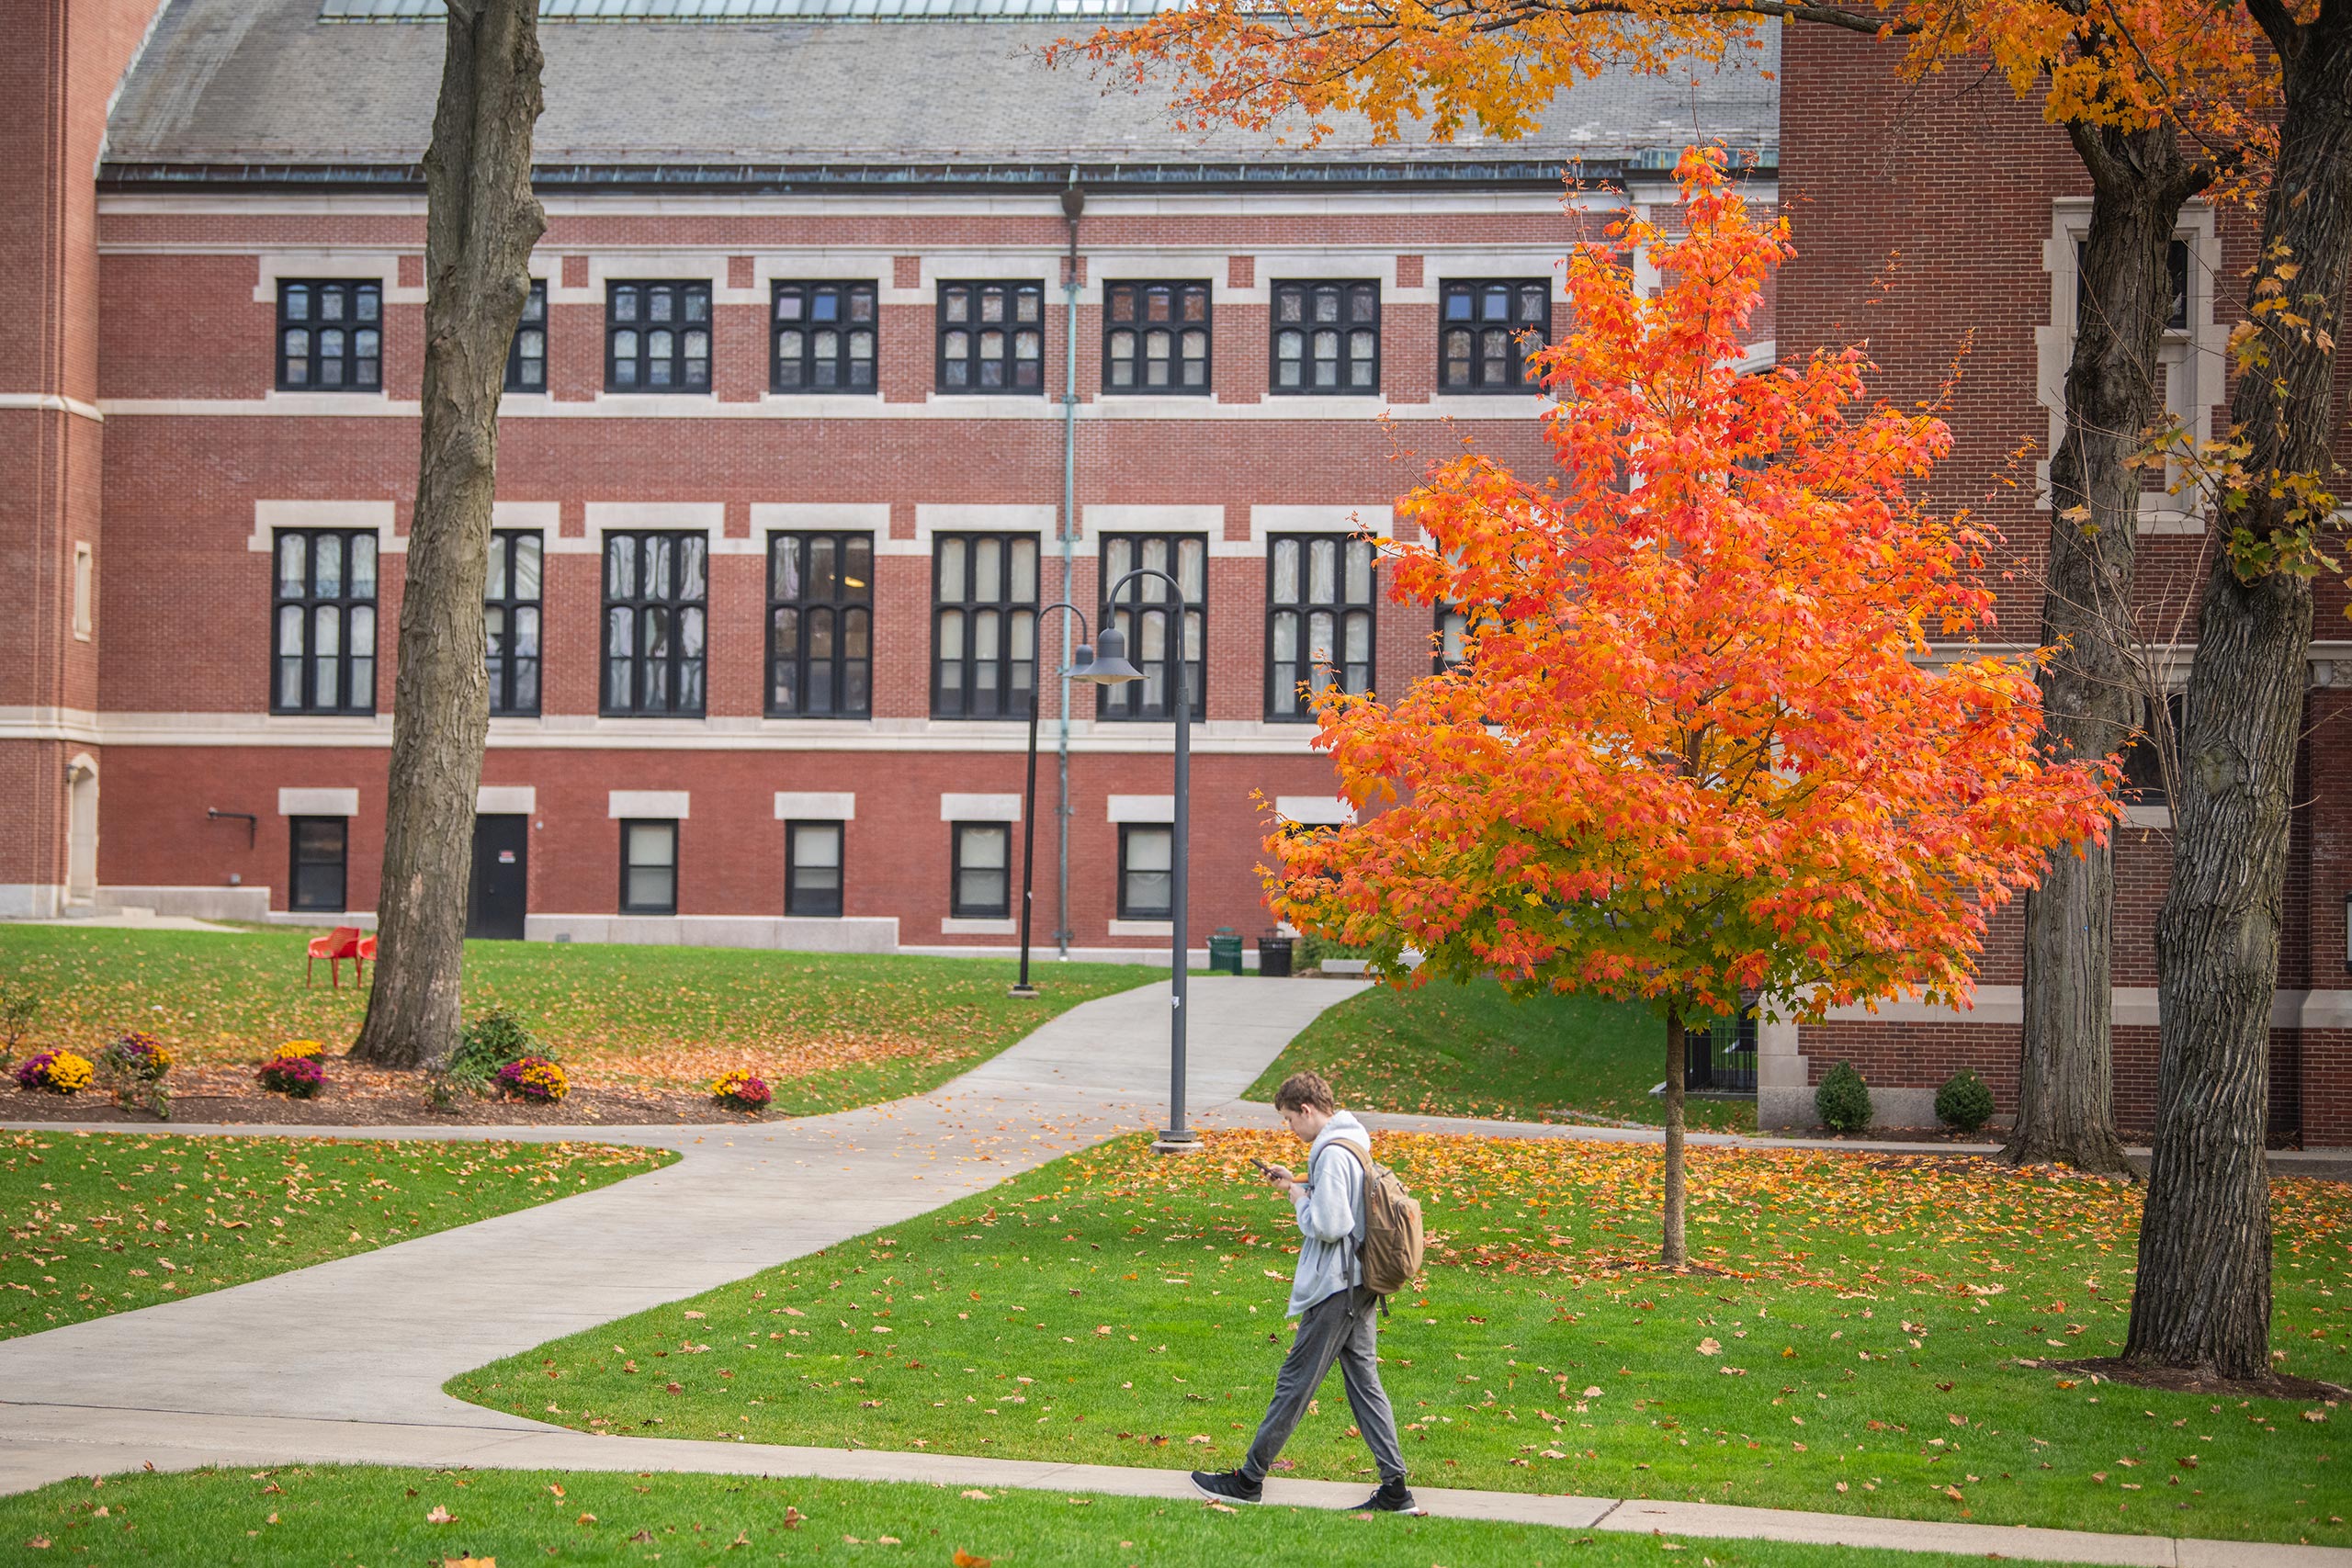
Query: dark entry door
[{"left": 467, "top": 815, "right": 529, "bottom": 940}]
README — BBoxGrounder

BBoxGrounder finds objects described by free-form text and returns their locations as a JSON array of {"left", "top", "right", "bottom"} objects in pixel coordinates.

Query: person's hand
[{"left": 1262, "top": 1163, "right": 1295, "bottom": 1188}]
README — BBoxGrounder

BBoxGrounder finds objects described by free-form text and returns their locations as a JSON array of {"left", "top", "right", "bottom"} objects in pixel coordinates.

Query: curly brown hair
[{"left": 1272, "top": 1069, "right": 1337, "bottom": 1113}]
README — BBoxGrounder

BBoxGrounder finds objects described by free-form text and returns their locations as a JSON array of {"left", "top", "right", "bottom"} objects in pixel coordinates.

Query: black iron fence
[{"left": 1685, "top": 1005, "right": 1758, "bottom": 1094}]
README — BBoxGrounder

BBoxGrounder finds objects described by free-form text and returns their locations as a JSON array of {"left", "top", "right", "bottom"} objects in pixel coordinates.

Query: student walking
[{"left": 1191, "top": 1070, "right": 1418, "bottom": 1513}]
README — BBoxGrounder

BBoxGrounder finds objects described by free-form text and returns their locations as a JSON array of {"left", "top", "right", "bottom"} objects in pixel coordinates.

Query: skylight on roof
[{"left": 322, "top": 0, "right": 1185, "bottom": 19}]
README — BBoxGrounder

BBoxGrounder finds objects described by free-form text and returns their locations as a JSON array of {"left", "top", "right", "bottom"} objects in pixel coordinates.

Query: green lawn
[
  {"left": 1250, "top": 976, "right": 1756, "bottom": 1131},
  {"left": 0, "top": 1465, "right": 2133, "bottom": 1567},
  {"left": 455, "top": 1132, "right": 2351, "bottom": 1548},
  {"left": 1, "top": 1130, "right": 673, "bottom": 1339},
  {"left": 0, "top": 926, "right": 1154, "bottom": 1106}
]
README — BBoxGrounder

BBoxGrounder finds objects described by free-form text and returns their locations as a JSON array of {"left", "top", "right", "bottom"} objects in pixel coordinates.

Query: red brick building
[{"left": 5, "top": 0, "right": 2344, "bottom": 1145}]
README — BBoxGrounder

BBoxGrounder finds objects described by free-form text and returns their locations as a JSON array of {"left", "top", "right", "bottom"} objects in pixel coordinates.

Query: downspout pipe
[{"left": 1056, "top": 174, "right": 1083, "bottom": 960}]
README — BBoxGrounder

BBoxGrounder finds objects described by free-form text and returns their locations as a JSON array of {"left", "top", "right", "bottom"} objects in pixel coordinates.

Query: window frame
[
  {"left": 934, "top": 280, "right": 1046, "bottom": 395},
  {"left": 766, "top": 531, "right": 875, "bottom": 718},
  {"left": 785, "top": 819, "right": 846, "bottom": 918},
  {"left": 1268, "top": 279, "right": 1382, "bottom": 395},
  {"left": 504, "top": 278, "right": 548, "bottom": 393},
  {"left": 619, "top": 818, "right": 679, "bottom": 916},
  {"left": 1433, "top": 604, "right": 1468, "bottom": 674},
  {"left": 288, "top": 816, "right": 349, "bottom": 913},
  {"left": 270, "top": 528, "right": 379, "bottom": 716},
  {"left": 1264, "top": 533, "right": 1377, "bottom": 722},
  {"left": 276, "top": 279, "right": 382, "bottom": 392},
  {"left": 1097, "top": 532, "right": 1206, "bottom": 722},
  {"left": 485, "top": 529, "right": 544, "bottom": 717},
  {"left": 1437, "top": 277, "right": 1554, "bottom": 393},
  {"left": 931, "top": 532, "right": 1041, "bottom": 720},
  {"left": 605, "top": 280, "right": 713, "bottom": 394},
  {"left": 600, "top": 531, "right": 710, "bottom": 718},
  {"left": 772, "top": 280, "right": 879, "bottom": 394},
  {"left": 1102, "top": 280, "right": 1213, "bottom": 395},
  {"left": 950, "top": 821, "right": 1012, "bottom": 919},
  {"left": 1117, "top": 823, "right": 1175, "bottom": 920}
]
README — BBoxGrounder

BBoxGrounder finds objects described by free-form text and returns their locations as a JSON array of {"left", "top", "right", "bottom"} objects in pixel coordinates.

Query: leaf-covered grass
[
  {"left": 455, "top": 1133, "right": 2352, "bottom": 1547},
  {"left": 0, "top": 1463, "right": 2137, "bottom": 1567},
  {"left": 0, "top": 926, "right": 1154, "bottom": 1104},
  {"left": 0, "top": 1130, "right": 673, "bottom": 1339},
  {"left": 1250, "top": 975, "right": 1756, "bottom": 1131}
]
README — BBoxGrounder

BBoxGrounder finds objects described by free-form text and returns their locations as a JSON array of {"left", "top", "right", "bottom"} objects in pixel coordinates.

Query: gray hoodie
[{"left": 1284, "top": 1109, "right": 1372, "bottom": 1317}]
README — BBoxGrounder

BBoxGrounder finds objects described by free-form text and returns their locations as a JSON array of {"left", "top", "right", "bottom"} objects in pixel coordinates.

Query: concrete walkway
[{"left": 2, "top": 976, "right": 2341, "bottom": 1567}]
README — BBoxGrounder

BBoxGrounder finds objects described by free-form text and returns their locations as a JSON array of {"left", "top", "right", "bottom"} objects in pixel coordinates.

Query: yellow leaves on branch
[{"left": 1261, "top": 150, "right": 2117, "bottom": 1020}]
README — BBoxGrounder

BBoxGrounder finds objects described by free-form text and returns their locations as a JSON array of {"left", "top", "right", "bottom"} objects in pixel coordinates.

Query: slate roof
[{"left": 104, "top": 0, "right": 1780, "bottom": 188}]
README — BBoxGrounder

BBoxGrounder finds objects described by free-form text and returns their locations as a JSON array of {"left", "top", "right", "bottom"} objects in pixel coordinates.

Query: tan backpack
[{"left": 1329, "top": 1140, "right": 1426, "bottom": 1298}]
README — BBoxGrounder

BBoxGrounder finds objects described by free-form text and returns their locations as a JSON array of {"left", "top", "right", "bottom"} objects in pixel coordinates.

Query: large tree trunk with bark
[
  {"left": 2012, "top": 123, "right": 2209, "bottom": 1178},
  {"left": 351, "top": 0, "right": 545, "bottom": 1068},
  {"left": 2129, "top": 0, "right": 2352, "bottom": 1380},
  {"left": 1661, "top": 1009, "right": 1688, "bottom": 1268}
]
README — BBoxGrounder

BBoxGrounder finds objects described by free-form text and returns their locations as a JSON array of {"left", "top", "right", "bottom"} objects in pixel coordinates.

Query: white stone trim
[
  {"left": 251, "top": 253, "right": 415, "bottom": 304},
  {"left": 1107, "top": 919, "right": 1175, "bottom": 937},
  {"left": 1106, "top": 794, "right": 1174, "bottom": 823},
  {"left": 476, "top": 785, "right": 537, "bottom": 814},
  {"left": 1273, "top": 794, "right": 1354, "bottom": 826},
  {"left": 526, "top": 912, "right": 898, "bottom": 953},
  {"left": 490, "top": 501, "right": 560, "bottom": 528},
  {"left": 0, "top": 884, "right": 69, "bottom": 919},
  {"left": 99, "top": 395, "right": 1521, "bottom": 425},
  {"left": 2123, "top": 804, "right": 2173, "bottom": 829},
  {"left": 1248, "top": 504, "right": 1393, "bottom": 545},
  {"left": 0, "top": 391, "right": 103, "bottom": 423},
  {"left": 940, "top": 917, "right": 1018, "bottom": 936},
  {"left": 579, "top": 252, "right": 734, "bottom": 305},
  {"left": 774, "top": 792, "right": 856, "bottom": 820},
  {"left": 2036, "top": 198, "right": 2226, "bottom": 531},
  {"left": 247, "top": 499, "right": 401, "bottom": 553},
  {"left": 277, "top": 787, "right": 358, "bottom": 817},
  {"left": 940, "top": 793, "right": 1022, "bottom": 822},
  {"left": 582, "top": 502, "right": 724, "bottom": 530},
  {"left": 751, "top": 502, "right": 892, "bottom": 534},
  {"left": 882, "top": 502, "right": 1061, "bottom": 558},
  {"left": 608, "top": 789, "right": 690, "bottom": 819}
]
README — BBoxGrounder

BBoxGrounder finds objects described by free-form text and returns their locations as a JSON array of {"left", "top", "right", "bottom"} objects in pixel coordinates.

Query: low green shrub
[
  {"left": 444, "top": 1006, "right": 550, "bottom": 1095},
  {"left": 1815, "top": 1059, "right": 1873, "bottom": 1134},
  {"left": 1935, "top": 1068, "right": 1996, "bottom": 1134}
]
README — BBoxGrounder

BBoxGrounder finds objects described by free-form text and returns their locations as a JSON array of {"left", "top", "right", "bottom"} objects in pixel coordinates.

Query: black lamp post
[
  {"left": 1012, "top": 604, "right": 1094, "bottom": 998},
  {"left": 1075, "top": 568, "right": 1197, "bottom": 1151}
]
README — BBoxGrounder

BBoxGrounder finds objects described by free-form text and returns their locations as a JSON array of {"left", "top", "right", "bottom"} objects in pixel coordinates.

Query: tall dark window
[
  {"left": 936, "top": 281, "right": 1044, "bottom": 393},
  {"left": 774, "top": 282, "right": 877, "bottom": 392},
  {"left": 768, "top": 532, "right": 873, "bottom": 717},
  {"left": 1118, "top": 825, "right": 1173, "bottom": 919},
  {"left": 2122, "top": 692, "right": 2185, "bottom": 808},
  {"left": 288, "top": 818, "right": 349, "bottom": 912},
  {"left": 1271, "top": 280, "right": 1379, "bottom": 393},
  {"left": 277, "top": 281, "right": 381, "bottom": 391},
  {"left": 1103, "top": 281, "right": 1210, "bottom": 393},
  {"left": 602, "top": 532, "right": 707, "bottom": 716},
  {"left": 786, "top": 821, "right": 844, "bottom": 917},
  {"left": 485, "top": 531, "right": 543, "bottom": 716},
  {"left": 1439, "top": 278, "right": 1552, "bottom": 391},
  {"left": 620, "top": 819, "right": 678, "bottom": 915},
  {"left": 505, "top": 279, "right": 548, "bottom": 391},
  {"left": 2076, "top": 237, "right": 2191, "bottom": 331},
  {"left": 272, "top": 530, "right": 378, "bottom": 715},
  {"left": 1434, "top": 604, "right": 1468, "bottom": 673},
  {"left": 1266, "top": 534, "right": 1375, "bottom": 720},
  {"left": 1098, "top": 533, "right": 1205, "bottom": 721},
  {"left": 933, "top": 534, "right": 1038, "bottom": 718},
  {"left": 606, "top": 281, "right": 711, "bottom": 392},
  {"left": 951, "top": 822, "right": 1011, "bottom": 918}
]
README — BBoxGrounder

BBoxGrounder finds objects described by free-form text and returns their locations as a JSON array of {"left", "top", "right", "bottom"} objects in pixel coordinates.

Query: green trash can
[{"left": 1207, "top": 928, "right": 1244, "bottom": 976}]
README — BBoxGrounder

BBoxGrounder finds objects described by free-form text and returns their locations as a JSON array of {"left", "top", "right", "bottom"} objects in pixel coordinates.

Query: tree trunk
[
  {"left": 351, "top": 0, "right": 545, "bottom": 1069},
  {"left": 2130, "top": 0, "right": 2352, "bottom": 1379},
  {"left": 1662, "top": 1009, "right": 1688, "bottom": 1268},
  {"left": 2012, "top": 122, "right": 2208, "bottom": 1179}
]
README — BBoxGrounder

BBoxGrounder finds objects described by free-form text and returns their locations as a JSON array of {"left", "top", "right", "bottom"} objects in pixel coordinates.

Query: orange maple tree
[{"left": 1264, "top": 152, "right": 2118, "bottom": 1263}]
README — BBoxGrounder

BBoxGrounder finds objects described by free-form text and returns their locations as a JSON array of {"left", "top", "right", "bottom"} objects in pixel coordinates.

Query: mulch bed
[
  {"left": 1, "top": 1058, "right": 766, "bottom": 1128},
  {"left": 2025, "top": 1355, "right": 2350, "bottom": 1402}
]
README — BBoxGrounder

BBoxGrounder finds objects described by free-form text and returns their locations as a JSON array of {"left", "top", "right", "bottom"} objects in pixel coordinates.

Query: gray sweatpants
[{"left": 1239, "top": 1284, "right": 1407, "bottom": 1483}]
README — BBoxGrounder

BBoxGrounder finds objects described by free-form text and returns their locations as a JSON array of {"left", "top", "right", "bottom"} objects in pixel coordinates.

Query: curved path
[{"left": 1, "top": 975, "right": 2339, "bottom": 1567}]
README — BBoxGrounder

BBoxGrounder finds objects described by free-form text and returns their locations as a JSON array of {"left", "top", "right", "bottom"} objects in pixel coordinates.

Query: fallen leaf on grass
[
  {"left": 953, "top": 1552, "right": 992, "bottom": 1568},
  {"left": 576, "top": 1513, "right": 597, "bottom": 1525},
  {"left": 960, "top": 1490, "right": 992, "bottom": 1501},
  {"left": 1696, "top": 1338, "right": 1721, "bottom": 1357},
  {"left": 426, "top": 1506, "right": 456, "bottom": 1523},
  {"left": 783, "top": 1506, "right": 806, "bottom": 1529}
]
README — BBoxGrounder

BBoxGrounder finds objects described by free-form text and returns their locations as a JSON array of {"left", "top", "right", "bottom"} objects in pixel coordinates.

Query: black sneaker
[
  {"left": 1355, "top": 1476, "right": 1420, "bottom": 1514},
  {"left": 1190, "top": 1470, "right": 1262, "bottom": 1505}
]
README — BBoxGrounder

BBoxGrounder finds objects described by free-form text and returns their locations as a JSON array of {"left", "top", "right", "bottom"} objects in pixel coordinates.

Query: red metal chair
[{"left": 307, "top": 926, "right": 366, "bottom": 989}]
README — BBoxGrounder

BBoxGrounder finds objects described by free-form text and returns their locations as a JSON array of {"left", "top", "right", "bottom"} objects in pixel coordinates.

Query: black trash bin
[
  {"left": 1256, "top": 932, "right": 1295, "bottom": 978},
  {"left": 1207, "top": 928, "right": 1244, "bottom": 976}
]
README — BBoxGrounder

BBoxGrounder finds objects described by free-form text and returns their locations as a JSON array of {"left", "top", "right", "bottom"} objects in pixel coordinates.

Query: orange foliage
[
  {"left": 1262, "top": 151, "right": 2118, "bottom": 1022},
  {"left": 1058, "top": 0, "right": 2270, "bottom": 168}
]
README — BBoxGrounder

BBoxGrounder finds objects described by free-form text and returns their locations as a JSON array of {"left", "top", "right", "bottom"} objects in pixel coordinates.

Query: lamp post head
[
  {"left": 1074, "top": 622, "right": 1143, "bottom": 684},
  {"left": 1068, "top": 643, "right": 1096, "bottom": 679}
]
